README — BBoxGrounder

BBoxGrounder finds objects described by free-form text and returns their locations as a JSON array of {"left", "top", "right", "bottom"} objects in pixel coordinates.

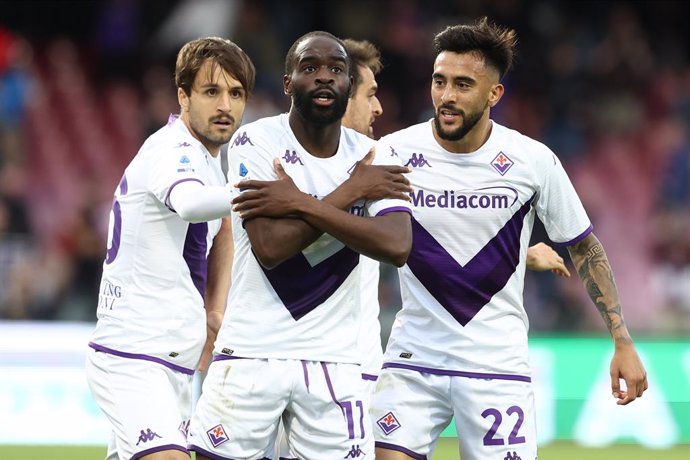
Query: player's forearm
[
  {"left": 245, "top": 216, "right": 324, "bottom": 268},
  {"left": 170, "top": 182, "right": 233, "bottom": 223},
  {"left": 567, "top": 233, "right": 632, "bottom": 343},
  {"left": 298, "top": 199, "right": 412, "bottom": 266},
  {"left": 204, "top": 217, "right": 233, "bottom": 316}
]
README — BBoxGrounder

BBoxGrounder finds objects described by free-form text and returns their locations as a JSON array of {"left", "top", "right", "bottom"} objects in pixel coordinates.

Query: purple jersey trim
[
  {"left": 183, "top": 222, "right": 208, "bottom": 297},
  {"left": 88, "top": 342, "right": 195, "bottom": 375},
  {"left": 376, "top": 206, "right": 412, "bottom": 217},
  {"left": 132, "top": 444, "right": 187, "bottom": 460},
  {"left": 164, "top": 178, "right": 204, "bottom": 211},
  {"left": 382, "top": 362, "right": 531, "bottom": 382},
  {"left": 375, "top": 441, "right": 427, "bottom": 460},
  {"left": 188, "top": 444, "right": 240, "bottom": 460},
  {"left": 553, "top": 224, "right": 594, "bottom": 248},
  {"left": 302, "top": 360, "right": 310, "bottom": 392},
  {"left": 361, "top": 373, "right": 378, "bottom": 381}
]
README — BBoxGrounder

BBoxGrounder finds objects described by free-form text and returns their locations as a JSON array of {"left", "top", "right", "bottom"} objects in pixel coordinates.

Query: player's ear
[
  {"left": 178, "top": 87, "right": 190, "bottom": 112},
  {"left": 283, "top": 75, "right": 292, "bottom": 96},
  {"left": 488, "top": 83, "right": 504, "bottom": 108}
]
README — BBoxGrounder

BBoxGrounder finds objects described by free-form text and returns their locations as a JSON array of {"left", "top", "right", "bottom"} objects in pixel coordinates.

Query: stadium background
[{"left": 0, "top": 0, "right": 688, "bottom": 458}]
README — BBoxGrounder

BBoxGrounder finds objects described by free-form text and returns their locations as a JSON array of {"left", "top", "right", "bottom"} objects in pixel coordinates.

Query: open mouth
[
  {"left": 438, "top": 107, "right": 461, "bottom": 122},
  {"left": 312, "top": 89, "right": 335, "bottom": 106}
]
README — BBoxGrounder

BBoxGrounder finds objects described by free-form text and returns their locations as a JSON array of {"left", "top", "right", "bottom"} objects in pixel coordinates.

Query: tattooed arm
[{"left": 567, "top": 232, "right": 648, "bottom": 405}]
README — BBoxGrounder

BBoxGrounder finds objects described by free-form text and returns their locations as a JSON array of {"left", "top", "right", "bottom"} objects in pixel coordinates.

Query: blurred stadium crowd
[{"left": 0, "top": 0, "right": 688, "bottom": 335}]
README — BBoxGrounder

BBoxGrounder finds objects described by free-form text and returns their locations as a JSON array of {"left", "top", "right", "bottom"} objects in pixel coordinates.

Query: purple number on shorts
[
  {"left": 342, "top": 400, "right": 365, "bottom": 440},
  {"left": 506, "top": 405, "right": 526, "bottom": 444},
  {"left": 481, "top": 408, "right": 505, "bottom": 446},
  {"left": 105, "top": 175, "right": 128, "bottom": 264},
  {"left": 481, "top": 406, "right": 527, "bottom": 446}
]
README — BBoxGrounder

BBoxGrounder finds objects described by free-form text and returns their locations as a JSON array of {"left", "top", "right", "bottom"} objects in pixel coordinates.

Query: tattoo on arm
[{"left": 569, "top": 237, "right": 630, "bottom": 341}]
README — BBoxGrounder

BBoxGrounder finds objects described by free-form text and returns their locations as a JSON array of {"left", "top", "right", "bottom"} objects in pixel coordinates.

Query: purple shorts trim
[
  {"left": 188, "top": 444, "right": 236, "bottom": 460},
  {"left": 212, "top": 354, "right": 248, "bottom": 362},
  {"left": 132, "top": 444, "right": 187, "bottom": 460},
  {"left": 376, "top": 206, "right": 412, "bottom": 217},
  {"left": 375, "top": 441, "right": 427, "bottom": 460},
  {"left": 361, "top": 373, "right": 378, "bottom": 381},
  {"left": 382, "top": 362, "right": 531, "bottom": 383},
  {"left": 553, "top": 224, "right": 594, "bottom": 248},
  {"left": 88, "top": 342, "right": 194, "bottom": 375}
]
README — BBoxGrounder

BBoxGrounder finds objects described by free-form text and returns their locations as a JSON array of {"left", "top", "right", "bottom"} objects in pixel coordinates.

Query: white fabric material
[
  {"left": 380, "top": 120, "right": 592, "bottom": 377},
  {"left": 189, "top": 358, "right": 373, "bottom": 459},
  {"left": 215, "top": 113, "right": 411, "bottom": 364},
  {"left": 370, "top": 368, "right": 537, "bottom": 460},
  {"left": 168, "top": 180, "right": 233, "bottom": 223},
  {"left": 89, "top": 116, "right": 225, "bottom": 371},
  {"left": 86, "top": 348, "right": 193, "bottom": 459}
]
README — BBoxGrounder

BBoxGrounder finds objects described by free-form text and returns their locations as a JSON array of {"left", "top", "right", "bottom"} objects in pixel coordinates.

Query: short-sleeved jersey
[
  {"left": 381, "top": 120, "right": 592, "bottom": 378},
  {"left": 89, "top": 115, "right": 225, "bottom": 372},
  {"left": 358, "top": 257, "right": 383, "bottom": 377},
  {"left": 216, "top": 113, "right": 411, "bottom": 364}
]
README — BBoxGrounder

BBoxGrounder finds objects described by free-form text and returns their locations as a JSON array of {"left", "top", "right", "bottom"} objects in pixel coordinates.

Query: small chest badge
[{"left": 491, "top": 151, "right": 514, "bottom": 176}]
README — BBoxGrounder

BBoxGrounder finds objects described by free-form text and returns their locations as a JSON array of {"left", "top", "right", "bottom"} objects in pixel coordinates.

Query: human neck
[{"left": 288, "top": 110, "right": 341, "bottom": 158}]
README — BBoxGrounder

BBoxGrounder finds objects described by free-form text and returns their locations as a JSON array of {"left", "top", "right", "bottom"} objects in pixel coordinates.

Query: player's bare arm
[
  {"left": 567, "top": 232, "right": 648, "bottom": 405},
  {"left": 235, "top": 157, "right": 411, "bottom": 268},
  {"left": 199, "top": 216, "right": 233, "bottom": 372},
  {"left": 526, "top": 242, "right": 570, "bottom": 277}
]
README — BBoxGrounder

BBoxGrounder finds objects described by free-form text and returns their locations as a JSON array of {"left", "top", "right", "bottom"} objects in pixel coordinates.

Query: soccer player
[
  {"left": 340, "top": 38, "right": 571, "bottom": 401},
  {"left": 85, "top": 37, "right": 255, "bottom": 460},
  {"left": 370, "top": 18, "right": 648, "bottom": 460},
  {"left": 187, "top": 31, "right": 413, "bottom": 459}
]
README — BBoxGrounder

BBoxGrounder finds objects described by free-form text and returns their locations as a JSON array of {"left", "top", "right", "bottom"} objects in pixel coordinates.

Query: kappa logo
[
  {"left": 344, "top": 444, "right": 365, "bottom": 458},
  {"left": 175, "top": 142, "right": 192, "bottom": 148},
  {"left": 232, "top": 131, "right": 254, "bottom": 148},
  {"left": 504, "top": 451, "right": 522, "bottom": 460},
  {"left": 405, "top": 153, "right": 431, "bottom": 168},
  {"left": 282, "top": 149, "right": 304, "bottom": 165},
  {"left": 492, "top": 151, "right": 514, "bottom": 176},
  {"left": 376, "top": 411, "right": 401, "bottom": 435},
  {"left": 207, "top": 424, "right": 229, "bottom": 447},
  {"left": 136, "top": 428, "right": 161, "bottom": 445},
  {"left": 389, "top": 146, "right": 399, "bottom": 157}
]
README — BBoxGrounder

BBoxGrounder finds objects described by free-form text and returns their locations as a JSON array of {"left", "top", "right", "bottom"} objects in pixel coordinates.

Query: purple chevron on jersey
[
  {"left": 183, "top": 222, "right": 208, "bottom": 297},
  {"left": 259, "top": 246, "right": 359, "bottom": 320},
  {"left": 407, "top": 195, "right": 534, "bottom": 325}
]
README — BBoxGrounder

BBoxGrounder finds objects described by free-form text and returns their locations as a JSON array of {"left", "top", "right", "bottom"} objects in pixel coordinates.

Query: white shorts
[
  {"left": 370, "top": 368, "right": 537, "bottom": 460},
  {"left": 188, "top": 357, "right": 373, "bottom": 459},
  {"left": 85, "top": 348, "right": 193, "bottom": 459}
]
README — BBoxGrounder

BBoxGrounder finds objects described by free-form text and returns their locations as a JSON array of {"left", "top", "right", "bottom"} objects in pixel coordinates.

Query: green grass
[
  {"left": 433, "top": 438, "right": 690, "bottom": 459},
  {"left": 1, "top": 442, "right": 688, "bottom": 459}
]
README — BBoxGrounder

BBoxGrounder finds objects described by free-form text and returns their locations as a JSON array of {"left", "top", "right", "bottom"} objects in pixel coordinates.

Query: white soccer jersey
[
  {"left": 381, "top": 120, "right": 592, "bottom": 378},
  {"left": 88, "top": 115, "right": 225, "bottom": 372},
  {"left": 358, "top": 256, "right": 383, "bottom": 378},
  {"left": 217, "top": 113, "right": 410, "bottom": 364}
]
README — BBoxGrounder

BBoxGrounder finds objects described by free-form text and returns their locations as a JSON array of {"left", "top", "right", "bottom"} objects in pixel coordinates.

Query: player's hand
[
  {"left": 348, "top": 147, "right": 412, "bottom": 201},
  {"left": 232, "top": 158, "right": 305, "bottom": 219},
  {"left": 610, "top": 341, "right": 648, "bottom": 405},
  {"left": 525, "top": 242, "right": 570, "bottom": 277}
]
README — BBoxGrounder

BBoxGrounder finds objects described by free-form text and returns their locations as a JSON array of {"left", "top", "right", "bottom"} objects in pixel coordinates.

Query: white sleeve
[{"left": 168, "top": 180, "right": 233, "bottom": 223}]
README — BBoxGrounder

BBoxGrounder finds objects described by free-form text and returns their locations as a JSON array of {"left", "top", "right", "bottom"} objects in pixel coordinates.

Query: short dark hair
[
  {"left": 284, "top": 31, "right": 351, "bottom": 76},
  {"left": 343, "top": 39, "right": 382, "bottom": 93},
  {"left": 175, "top": 37, "right": 256, "bottom": 97},
  {"left": 433, "top": 17, "right": 517, "bottom": 80}
]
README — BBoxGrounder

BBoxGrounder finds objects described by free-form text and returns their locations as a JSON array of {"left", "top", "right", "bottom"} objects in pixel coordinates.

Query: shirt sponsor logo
[
  {"left": 492, "top": 151, "right": 514, "bottom": 175},
  {"left": 206, "top": 424, "right": 229, "bottom": 447},
  {"left": 410, "top": 186, "right": 518, "bottom": 209},
  {"left": 377, "top": 412, "right": 401, "bottom": 435}
]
